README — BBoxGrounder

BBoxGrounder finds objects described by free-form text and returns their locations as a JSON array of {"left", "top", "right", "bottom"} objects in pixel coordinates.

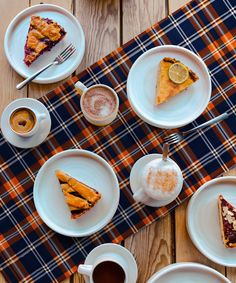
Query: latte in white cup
[{"left": 133, "top": 157, "right": 183, "bottom": 204}]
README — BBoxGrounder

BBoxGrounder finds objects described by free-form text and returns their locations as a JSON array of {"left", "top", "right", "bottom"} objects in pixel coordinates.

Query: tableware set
[{"left": 0, "top": 3, "right": 234, "bottom": 283}]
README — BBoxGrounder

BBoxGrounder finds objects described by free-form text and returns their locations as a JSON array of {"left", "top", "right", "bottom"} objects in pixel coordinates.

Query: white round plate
[
  {"left": 81, "top": 243, "right": 138, "bottom": 283},
  {"left": 147, "top": 262, "right": 230, "bottom": 283},
  {"left": 187, "top": 176, "right": 236, "bottom": 267},
  {"left": 33, "top": 150, "right": 120, "bottom": 237},
  {"left": 127, "top": 45, "right": 211, "bottom": 129},
  {"left": 129, "top": 154, "right": 183, "bottom": 207},
  {"left": 4, "top": 4, "right": 85, "bottom": 84},
  {"left": 0, "top": 98, "right": 51, "bottom": 149}
]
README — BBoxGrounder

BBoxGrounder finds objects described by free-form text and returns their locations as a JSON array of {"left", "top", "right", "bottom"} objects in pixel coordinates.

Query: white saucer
[
  {"left": 147, "top": 262, "right": 230, "bottom": 283},
  {"left": 4, "top": 4, "right": 85, "bottom": 84},
  {"left": 130, "top": 154, "right": 183, "bottom": 207},
  {"left": 127, "top": 45, "right": 211, "bottom": 129},
  {"left": 187, "top": 176, "right": 236, "bottom": 267},
  {"left": 33, "top": 150, "right": 120, "bottom": 237},
  {"left": 0, "top": 98, "right": 51, "bottom": 149},
  {"left": 81, "top": 243, "right": 138, "bottom": 283}
]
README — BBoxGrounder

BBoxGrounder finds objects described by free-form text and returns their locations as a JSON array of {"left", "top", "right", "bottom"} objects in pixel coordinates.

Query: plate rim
[
  {"left": 33, "top": 149, "right": 120, "bottom": 237},
  {"left": 186, "top": 176, "right": 236, "bottom": 267},
  {"left": 127, "top": 45, "right": 211, "bottom": 129},
  {"left": 4, "top": 3, "right": 85, "bottom": 84},
  {"left": 147, "top": 262, "right": 230, "bottom": 283}
]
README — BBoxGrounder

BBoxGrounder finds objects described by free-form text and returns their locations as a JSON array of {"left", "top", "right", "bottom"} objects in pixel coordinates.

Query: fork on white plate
[{"left": 16, "top": 43, "right": 76, "bottom": 90}]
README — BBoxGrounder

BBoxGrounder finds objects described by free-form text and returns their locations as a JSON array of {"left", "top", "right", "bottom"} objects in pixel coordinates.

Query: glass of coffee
[
  {"left": 76, "top": 81, "right": 119, "bottom": 126},
  {"left": 78, "top": 256, "right": 127, "bottom": 283},
  {"left": 9, "top": 106, "right": 46, "bottom": 137}
]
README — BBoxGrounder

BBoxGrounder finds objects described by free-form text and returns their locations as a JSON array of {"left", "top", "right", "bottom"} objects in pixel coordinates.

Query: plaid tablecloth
[{"left": 1, "top": 0, "right": 236, "bottom": 282}]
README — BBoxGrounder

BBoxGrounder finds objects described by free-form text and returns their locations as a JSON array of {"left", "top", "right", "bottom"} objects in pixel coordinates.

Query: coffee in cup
[
  {"left": 133, "top": 157, "right": 183, "bottom": 204},
  {"left": 76, "top": 81, "right": 119, "bottom": 126},
  {"left": 9, "top": 106, "right": 46, "bottom": 137}
]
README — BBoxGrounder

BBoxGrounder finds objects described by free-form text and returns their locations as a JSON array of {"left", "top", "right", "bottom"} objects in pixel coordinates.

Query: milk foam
[{"left": 141, "top": 158, "right": 183, "bottom": 201}]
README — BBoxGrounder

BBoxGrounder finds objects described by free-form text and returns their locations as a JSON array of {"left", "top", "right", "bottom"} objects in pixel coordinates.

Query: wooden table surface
[{"left": 0, "top": 1, "right": 235, "bottom": 282}]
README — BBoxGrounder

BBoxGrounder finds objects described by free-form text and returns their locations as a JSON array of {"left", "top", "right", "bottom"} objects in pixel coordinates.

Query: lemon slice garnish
[{"left": 168, "top": 63, "right": 189, "bottom": 84}]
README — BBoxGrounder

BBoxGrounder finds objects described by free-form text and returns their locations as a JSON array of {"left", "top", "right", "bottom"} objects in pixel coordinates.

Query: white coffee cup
[
  {"left": 8, "top": 106, "right": 46, "bottom": 138},
  {"left": 78, "top": 252, "right": 128, "bottom": 283},
  {"left": 133, "top": 157, "right": 183, "bottom": 204},
  {"left": 76, "top": 81, "right": 119, "bottom": 126}
]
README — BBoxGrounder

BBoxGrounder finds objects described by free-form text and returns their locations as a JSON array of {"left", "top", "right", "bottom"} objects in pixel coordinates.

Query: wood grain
[
  {"left": 0, "top": 0, "right": 28, "bottom": 115},
  {"left": 74, "top": 0, "right": 120, "bottom": 71},
  {"left": 122, "top": 0, "right": 167, "bottom": 42}
]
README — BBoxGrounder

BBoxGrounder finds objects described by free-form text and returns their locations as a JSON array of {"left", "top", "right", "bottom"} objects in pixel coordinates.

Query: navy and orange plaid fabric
[{"left": 1, "top": 0, "right": 236, "bottom": 282}]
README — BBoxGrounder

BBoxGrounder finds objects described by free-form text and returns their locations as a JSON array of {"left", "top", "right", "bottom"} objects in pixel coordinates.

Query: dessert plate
[
  {"left": 33, "top": 149, "right": 120, "bottom": 237},
  {"left": 80, "top": 243, "right": 138, "bottom": 283},
  {"left": 0, "top": 98, "right": 51, "bottom": 149},
  {"left": 147, "top": 262, "right": 230, "bottom": 283},
  {"left": 4, "top": 4, "right": 85, "bottom": 84},
  {"left": 187, "top": 176, "right": 236, "bottom": 267},
  {"left": 127, "top": 45, "right": 211, "bottom": 129}
]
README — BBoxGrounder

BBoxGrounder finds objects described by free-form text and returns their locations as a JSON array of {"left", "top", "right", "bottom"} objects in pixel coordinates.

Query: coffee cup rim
[
  {"left": 8, "top": 106, "right": 38, "bottom": 137},
  {"left": 80, "top": 84, "right": 119, "bottom": 122}
]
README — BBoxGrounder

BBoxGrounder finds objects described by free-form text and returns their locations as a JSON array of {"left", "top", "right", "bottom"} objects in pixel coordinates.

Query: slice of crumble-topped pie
[
  {"left": 155, "top": 57, "right": 199, "bottom": 105},
  {"left": 218, "top": 195, "right": 236, "bottom": 248},
  {"left": 24, "top": 15, "right": 66, "bottom": 66},
  {"left": 55, "top": 170, "right": 101, "bottom": 219}
]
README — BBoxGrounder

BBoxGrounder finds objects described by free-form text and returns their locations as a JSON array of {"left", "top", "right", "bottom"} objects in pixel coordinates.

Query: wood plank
[
  {"left": 74, "top": 0, "right": 120, "bottom": 71},
  {"left": 122, "top": 1, "right": 170, "bottom": 282},
  {"left": 168, "top": 0, "right": 190, "bottom": 13},
  {"left": 122, "top": 0, "right": 167, "bottom": 42},
  {"left": 73, "top": 1, "right": 120, "bottom": 282},
  {"left": 29, "top": 0, "right": 73, "bottom": 99},
  {"left": 0, "top": 0, "right": 28, "bottom": 115}
]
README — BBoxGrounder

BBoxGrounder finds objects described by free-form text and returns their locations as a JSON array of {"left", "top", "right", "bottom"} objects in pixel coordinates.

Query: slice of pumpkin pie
[
  {"left": 55, "top": 170, "right": 101, "bottom": 219},
  {"left": 155, "top": 57, "right": 199, "bottom": 105}
]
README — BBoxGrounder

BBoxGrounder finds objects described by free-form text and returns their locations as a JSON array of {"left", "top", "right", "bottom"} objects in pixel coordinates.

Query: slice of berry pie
[
  {"left": 218, "top": 195, "right": 236, "bottom": 248},
  {"left": 55, "top": 170, "right": 101, "bottom": 219},
  {"left": 24, "top": 16, "right": 66, "bottom": 66}
]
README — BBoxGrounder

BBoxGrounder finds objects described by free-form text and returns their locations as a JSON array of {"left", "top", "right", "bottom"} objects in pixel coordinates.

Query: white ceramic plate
[
  {"left": 147, "top": 262, "right": 230, "bottom": 283},
  {"left": 187, "top": 176, "right": 236, "bottom": 267},
  {"left": 127, "top": 45, "right": 211, "bottom": 129},
  {"left": 80, "top": 243, "right": 138, "bottom": 283},
  {"left": 33, "top": 150, "right": 120, "bottom": 237},
  {"left": 4, "top": 4, "right": 85, "bottom": 84},
  {"left": 0, "top": 98, "right": 51, "bottom": 149}
]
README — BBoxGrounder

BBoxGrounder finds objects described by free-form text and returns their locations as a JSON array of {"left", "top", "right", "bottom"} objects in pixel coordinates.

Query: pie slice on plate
[
  {"left": 218, "top": 195, "right": 236, "bottom": 248},
  {"left": 24, "top": 16, "right": 66, "bottom": 66},
  {"left": 55, "top": 170, "right": 101, "bottom": 219},
  {"left": 155, "top": 57, "right": 199, "bottom": 105}
]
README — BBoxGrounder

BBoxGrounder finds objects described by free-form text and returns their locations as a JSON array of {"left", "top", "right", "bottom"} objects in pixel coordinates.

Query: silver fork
[
  {"left": 164, "top": 112, "right": 229, "bottom": 145},
  {"left": 16, "top": 44, "right": 76, "bottom": 90}
]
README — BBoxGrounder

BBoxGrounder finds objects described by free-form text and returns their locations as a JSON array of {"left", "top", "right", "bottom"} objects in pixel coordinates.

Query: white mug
[
  {"left": 76, "top": 81, "right": 119, "bottom": 126},
  {"left": 9, "top": 106, "right": 46, "bottom": 138},
  {"left": 78, "top": 252, "right": 128, "bottom": 283},
  {"left": 133, "top": 157, "right": 183, "bottom": 204}
]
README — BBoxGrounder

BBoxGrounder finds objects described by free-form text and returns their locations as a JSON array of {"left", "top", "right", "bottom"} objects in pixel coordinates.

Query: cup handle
[
  {"left": 75, "top": 81, "right": 88, "bottom": 95},
  {"left": 37, "top": 113, "right": 47, "bottom": 123},
  {"left": 78, "top": 264, "right": 93, "bottom": 276},
  {"left": 133, "top": 188, "right": 150, "bottom": 203}
]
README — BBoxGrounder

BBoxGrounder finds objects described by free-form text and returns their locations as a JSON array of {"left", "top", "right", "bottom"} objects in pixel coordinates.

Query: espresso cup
[
  {"left": 78, "top": 253, "right": 127, "bottom": 283},
  {"left": 76, "top": 81, "right": 119, "bottom": 126},
  {"left": 133, "top": 157, "right": 183, "bottom": 204},
  {"left": 9, "top": 106, "right": 46, "bottom": 138}
]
